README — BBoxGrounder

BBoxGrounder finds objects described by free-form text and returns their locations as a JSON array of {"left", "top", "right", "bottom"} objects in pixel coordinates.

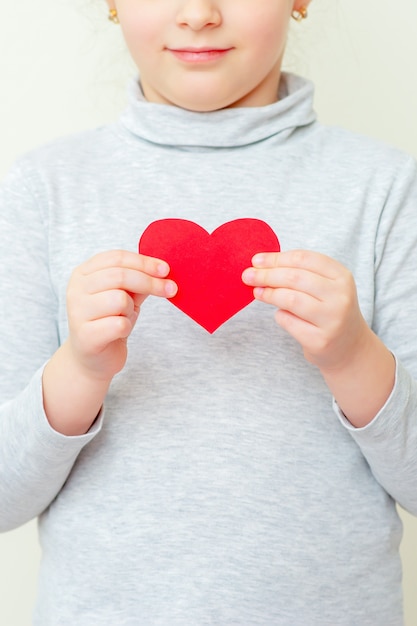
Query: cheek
[
  {"left": 118, "top": 12, "right": 162, "bottom": 63},
  {"left": 254, "top": 18, "right": 289, "bottom": 61},
  {"left": 233, "top": 8, "right": 290, "bottom": 66}
]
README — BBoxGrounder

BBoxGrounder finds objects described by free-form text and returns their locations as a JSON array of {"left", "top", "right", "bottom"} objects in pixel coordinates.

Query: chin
[
  {"left": 168, "top": 91, "right": 243, "bottom": 112},
  {"left": 161, "top": 79, "right": 245, "bottom": 112},
  {"left": 177, "top": 100, "right": 231, "bottom": 112}
]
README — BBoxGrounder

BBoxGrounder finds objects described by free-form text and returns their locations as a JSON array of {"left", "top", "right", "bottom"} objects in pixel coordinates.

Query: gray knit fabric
[{"left": 1, "top": 74, "right": 417, "bottom": 625}]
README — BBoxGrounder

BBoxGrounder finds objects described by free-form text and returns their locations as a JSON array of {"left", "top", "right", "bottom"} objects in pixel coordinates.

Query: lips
[{"left": 167, "top": 47, "right": 233, "bottom": 63}]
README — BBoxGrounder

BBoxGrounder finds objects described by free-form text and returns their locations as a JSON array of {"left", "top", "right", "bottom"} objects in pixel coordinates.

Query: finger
[
  {"left": 74, "top": 290, "right": 136, "bottom": 323},
  {"left": 254, "top": 287, "right": 322, "bottom": 326},
  {"left": 77, "top": 317, "right": 135, "bottom": 353},
  {"left": 274, "top": 308, "right": 319, "bottom": 347},
  {"left": 252, "top": 250, "right": 341, "bottom": 279},
  {"left": 80, "top": 266, "right": 177, "bottom": 298},
  {"left": 80, "top": 250, "right": 171, "bottom": 278},
  {"left": 242, "top": 266, "right": 328, "bottom": 299}
]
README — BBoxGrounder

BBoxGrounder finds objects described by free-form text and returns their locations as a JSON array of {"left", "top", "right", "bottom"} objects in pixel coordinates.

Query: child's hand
[
  {"left": 66, "top": 250, "right": 177, "bottom": 381},
  {"left": 242, "top": 249, "right": 396, "bottom": 427},
  {"left": 242, "top": 250, "right": 369, "bottom": 372}
]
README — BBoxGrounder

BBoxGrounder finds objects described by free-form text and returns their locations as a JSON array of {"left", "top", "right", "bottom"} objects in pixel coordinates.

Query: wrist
[
  {"left": 319, "top": 330, "right": 395, "bottom": 428},
  {"left": 42, "top": 342, "right": 112, "bottom": 436},
  {"left": 64, "top": 339, "right": 115, "bottom": 385}
]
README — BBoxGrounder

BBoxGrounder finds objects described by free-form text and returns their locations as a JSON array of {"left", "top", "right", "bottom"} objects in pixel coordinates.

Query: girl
[{"left": 1, "top": 0, "right": 417, "bottom": 623}]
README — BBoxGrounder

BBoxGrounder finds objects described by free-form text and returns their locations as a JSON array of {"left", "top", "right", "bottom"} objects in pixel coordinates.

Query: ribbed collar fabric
[{"left": 119, "top": 72, "right": 316, "bottom": 150}]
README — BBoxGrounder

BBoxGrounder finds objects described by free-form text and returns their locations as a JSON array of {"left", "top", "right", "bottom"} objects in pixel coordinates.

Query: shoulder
[
  {"left": 301, "top": 122, "right": 417, "bottom": 203},
  {"left": 310, "top": 122, "right": 415, "bottom": 173},
  {"left": 0, "top": 123, "right": 125, "bottom": 215},
  {"left": 11, "top": 124, "right": 119, "bottom": 179}
]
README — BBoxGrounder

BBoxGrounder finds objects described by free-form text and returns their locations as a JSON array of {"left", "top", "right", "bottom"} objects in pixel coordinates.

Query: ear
[{"left": 292, "top": 0, "right": 312, "bottom": 11}]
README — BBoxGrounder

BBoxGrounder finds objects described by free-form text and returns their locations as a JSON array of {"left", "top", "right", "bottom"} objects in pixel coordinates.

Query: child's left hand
[
  {"left": 242, "top": 249, "right": 396, "bottom": 428},
  {"left": 242, "top": 250, "right": 370, "bottom": 373}
]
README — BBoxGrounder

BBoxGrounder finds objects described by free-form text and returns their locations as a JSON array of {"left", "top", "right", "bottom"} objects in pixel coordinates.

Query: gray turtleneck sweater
[{"left": 1, "top": 74, "right": 417, "bottom": 625}]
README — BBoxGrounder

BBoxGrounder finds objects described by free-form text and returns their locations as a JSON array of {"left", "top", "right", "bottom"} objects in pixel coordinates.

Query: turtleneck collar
[{"left": 119, "top": 72, "right": 316, "bottom": 150}]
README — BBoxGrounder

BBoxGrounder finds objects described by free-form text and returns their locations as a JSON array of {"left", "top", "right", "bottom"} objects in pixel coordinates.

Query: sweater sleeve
[
  {"left": 0, "top": 161, "right": 102, "bottom": 533},
  {"left": 335, "top": 155, "right": 417, "bottom": 516}
]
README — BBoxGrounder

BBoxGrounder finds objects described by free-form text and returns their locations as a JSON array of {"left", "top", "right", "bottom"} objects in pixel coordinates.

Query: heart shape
[{"left": 139, "top": 218, "right": 280, "bottom": 333}]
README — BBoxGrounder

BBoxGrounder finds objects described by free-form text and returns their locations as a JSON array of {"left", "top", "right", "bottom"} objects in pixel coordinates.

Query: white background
[{"left": 1, "top": 0, "right": 417, "bottom": 623}]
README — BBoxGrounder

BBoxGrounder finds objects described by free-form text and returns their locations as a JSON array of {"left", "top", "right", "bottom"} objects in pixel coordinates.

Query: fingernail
[
  {"left": 242, "top": 268, "right": 254, "bottom": 282},
  {"left": 157, "top": 262, "right": 169, "bottom": 276},
  {"left": 252, "top": 254, "right": 265, "bottom": 266},
  {"left": 165, "top": 282, "right": 177, "bottom": 298},
  {"left": 254, "top": 287, "right": 264, "bottom": 298}
]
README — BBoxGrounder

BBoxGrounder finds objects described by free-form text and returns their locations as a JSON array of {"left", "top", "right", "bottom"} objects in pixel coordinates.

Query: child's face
[{"left": 107, "top": 0, "right": 308, "bottom": 111}]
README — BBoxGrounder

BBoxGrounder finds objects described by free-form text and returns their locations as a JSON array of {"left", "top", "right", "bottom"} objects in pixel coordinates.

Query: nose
[{"left": 176, "top": 0, "right": 222, "bottom": 31}]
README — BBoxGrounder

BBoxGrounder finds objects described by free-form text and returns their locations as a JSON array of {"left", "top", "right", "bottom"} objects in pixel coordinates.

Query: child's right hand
[
  {"left": 42, "top": 250, "right": 177, "bottom": 436},
  {"left": 66, "top": 250, "right": 177, "bottom": 382}
]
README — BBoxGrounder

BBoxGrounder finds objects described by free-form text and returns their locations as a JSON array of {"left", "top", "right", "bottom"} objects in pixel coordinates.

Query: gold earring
[
  {"left": 108, "top": 8, "right": 119, "bottom": 24},
  {"left": 291, "top": 7, "right": 308, "bottom": 22}
]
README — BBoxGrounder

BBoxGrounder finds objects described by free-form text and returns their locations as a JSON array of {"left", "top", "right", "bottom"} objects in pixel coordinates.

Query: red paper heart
[{"left": 139, "top": 218, "right": 280, "bottom": 333}]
